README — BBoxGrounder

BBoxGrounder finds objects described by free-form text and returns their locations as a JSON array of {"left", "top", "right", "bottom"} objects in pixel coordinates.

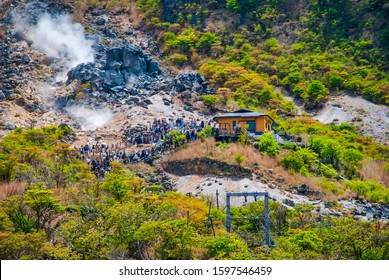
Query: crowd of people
[
  {"left": 122, "top": 117, "right": 207, "bottom": 146},
  {"left": 74, "top": 117, "right": 212, "bottom": 179}
]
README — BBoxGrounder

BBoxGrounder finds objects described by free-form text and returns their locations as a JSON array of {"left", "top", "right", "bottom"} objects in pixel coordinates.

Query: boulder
[
  {"left": 184, "top": 105, "right": 193, "bottom": 112},
  {"left": 96, "top": 18, "right": 106, "bottom": 25},
  {"left": 103, "top": 70, "right": 125, "bottom": 89},
  {"left": 181, "top": 90, "right": 192, "bottom": 99},
  {"left": 5, "top": 122, "right": 15, "bottom": 130},
  {"left": 102, "top": 28, "right": 116, "bottom": 38},
  {"left": 297, "top": 184, "right": 309, "bottom": 195},
  {"left": 24, "top": 103, "right": 40, "bottom": 112},
  {"left": 277, "top": 176, "right": 285, "bottom": 183},
  {"left": 21, "top": 54, "right": 31, "bottom": 64},
  {"left": 128, "top": 96, "right": 140, "bottom": 105},
  {"left": 147, "top": 60, "right": 161, "bottom": 75},
  {"left": 138, "top": 101, "right": 148, "bottom": 108},
  {"left": 283, "top": 199, "right": 295, "bottom": 207},
  {"left": 54, "top": 94, "right": 76, "bottom": 110},
  {"left": 122, "top": 46, "right": 147, "bottom": 74},
  {"left": 169, "top": 72, "right": 210, "bottom": 94},
  {"left": 143, "top": 98, "right": 153, "bottom": 105}
]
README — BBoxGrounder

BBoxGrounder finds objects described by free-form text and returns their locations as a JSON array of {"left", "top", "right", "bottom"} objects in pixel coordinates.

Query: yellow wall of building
[{"left": 216, "top": 116, "right": 273, "bottom": 134}]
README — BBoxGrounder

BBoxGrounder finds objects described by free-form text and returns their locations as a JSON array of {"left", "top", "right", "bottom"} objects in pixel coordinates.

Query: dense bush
[
  {"left": 344, "top": 180, "right": 389, "bottom": 203},
  {"left": 257, "top": 133, "right": 279, "bottom": 156},
  {"left": 280, "top": 148, "right": 318, "bottom": 175}
]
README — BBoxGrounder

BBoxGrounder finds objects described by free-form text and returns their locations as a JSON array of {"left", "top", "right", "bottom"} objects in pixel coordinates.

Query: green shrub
[
  {"left": 202, "top": 95, "right": 218, "bottom": 107},
  {"left": 226, "top": 0, "right": 242, "bottom": 13},
  {"left": 341, "top": 148, "right": 363, "bottom": 179},
  {"left": 306, "top": 80, "right": 328, "bottom": 102},
  {"left": 169, "top": 53, "right": 188, "bottom": 66},
  {"left": 257, "top": 133, "right": 279, "bottom": 156},
  {"left": 289, "top": 230, "right": 323, "bottom": 253},
  {"left": 136, "top": 0, "right": 161, "bottom": 15},
  {"left": 196, "top": 32, "right": 220, "bottom": 53},
  {"left": 344, "top": 180, "right": 389, "bottom": 203},
  {"left": 233, "top": 153, "right": 245, "bottom": 166},
  {"left": 328, "top": 75, "right": 344, "bottom": 89},
  {"left": 281, "top": 148, "right": 318, "bottom": 174}
]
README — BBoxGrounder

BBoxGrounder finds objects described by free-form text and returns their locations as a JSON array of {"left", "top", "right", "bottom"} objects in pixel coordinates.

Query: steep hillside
[
  {"left": 0, "top": 0, "right": 389, "bottom": 261},
  {"left": 135, "top": 0, "right": 389, "bottom": 112}
]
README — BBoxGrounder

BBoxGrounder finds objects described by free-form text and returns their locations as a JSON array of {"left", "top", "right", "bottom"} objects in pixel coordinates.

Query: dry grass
[
  {"left": 272, "top": 167, "right": 318, "bottom": 188},
  {"left": 360, "top": 160, "right": 389, "bottom": 187},
  {"left": 0, "top": 182, "right": 26, "bottom": 201},
  {"left": 166, "top": 139, "right": 217, "bottom": 161},
  {"left": 166, "top": 138, "right": 279, "bottom": 171},
  {"left": 165, "top": 139, "right": 355, "bottom": 201}
]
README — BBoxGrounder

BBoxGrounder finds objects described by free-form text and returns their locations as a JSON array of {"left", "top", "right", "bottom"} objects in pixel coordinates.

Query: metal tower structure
[{"left": 226, "top": 191, "right": 271, "bottom": 246}]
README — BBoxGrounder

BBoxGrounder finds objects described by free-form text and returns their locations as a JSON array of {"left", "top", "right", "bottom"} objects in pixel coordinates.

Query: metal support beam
[
  {"left": 264, "top": 194, "right": 270, "bottom": 246},
  {"left": 226, "top": 194, "right": 231, "bottom": 233}
]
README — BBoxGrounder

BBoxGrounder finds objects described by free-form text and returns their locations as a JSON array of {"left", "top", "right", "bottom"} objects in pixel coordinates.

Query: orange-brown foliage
[
  {"left": 0, "top": 182, "right": 26, "bottom": 201},
  {"left": 360, "top": 160, "right": 389, "bottom": 187}
]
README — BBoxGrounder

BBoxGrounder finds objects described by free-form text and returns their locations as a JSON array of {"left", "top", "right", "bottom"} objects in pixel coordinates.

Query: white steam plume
[
  {"left": 66, "top": 105, "right": 113, "bottom": 131},
  {"left": 14, "top": 13, "right": 94, "bottom": 80}
]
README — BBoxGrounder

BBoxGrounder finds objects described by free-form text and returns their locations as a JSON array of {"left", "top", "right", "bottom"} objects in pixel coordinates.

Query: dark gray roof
[{"left": 214, "top": 109, "right": 268, "bottom": 119}]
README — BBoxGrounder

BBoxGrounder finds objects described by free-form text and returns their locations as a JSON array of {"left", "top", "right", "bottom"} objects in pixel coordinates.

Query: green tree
[
  {"left": 309, "top": 136, "right": 341, "bottom": 169},
  {"left": 2, "top": 195, "right": 34, "bottom": 233},
  {"left": 226, "top": 0, "right": 242, "bottom": 13},
  {"left": 0, "top": 154, "right": 18, "bottom": 182},
  {"left": 202, "top": 234, "right": 253, "bottom": 260},
  {"left": 281, "top": 148, "right": 318, "bottom": 175},
  {"left": 306, "top": 80, "right": 328, "bottom": 103},
  {"left": 198, "top": 125, "right": 213, "bottom": 141},
  {"left": 24, "top": 186, "right": 63, "bottom": 230},
  {"left": 196, "top": 32, "right": 220, "bottom": 53},
  {"left": 289, "top": 230, "right": 323, "bottom": 253},
  {"left": 258, "top": 133, "right": 279, "bottom": 156},
  {"left": 0, "top": 231, "right": 47, "bottom": 259},
  {"left": 341, "top": 148, "right": 363, "bottom": 179},
  {"left": 291, "top": 204, "right": 315, "bottom": 229},
  {"left": 134, "top": 219, "right": 195, "bottom": 260}
]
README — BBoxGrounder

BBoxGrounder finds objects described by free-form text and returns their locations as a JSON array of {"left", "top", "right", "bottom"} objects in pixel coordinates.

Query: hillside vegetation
[
  {"left": 0, "top": 126, "right": 389, "bottom": 260},
  {"left": 0, "top": 0, "right": 389, "bottom": 260},
  {"left": 130, "top": 0, "right": 389, "bottom": 109}
]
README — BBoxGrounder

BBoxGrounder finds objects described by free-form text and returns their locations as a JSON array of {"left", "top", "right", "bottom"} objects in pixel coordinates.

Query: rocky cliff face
[{"left": 0, "top": 1, "right": 214, "bottom": 135}]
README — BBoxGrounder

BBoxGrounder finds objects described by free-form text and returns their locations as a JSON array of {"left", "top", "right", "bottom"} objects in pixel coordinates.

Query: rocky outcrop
[
  {"left": 66, "top": 44, "right": 212, "bottom": 108},
  {"left": 169, "top": 73, "right": 214, "bottom": 95},
  {"left": 104, "top": 46, "right": 161, "bottom": 75},
  {"left": 67, "top": 45, "right": 161, "bottom": 85},
  {"left": 163, "top": 158, "right": 252, "bottom": 178}
]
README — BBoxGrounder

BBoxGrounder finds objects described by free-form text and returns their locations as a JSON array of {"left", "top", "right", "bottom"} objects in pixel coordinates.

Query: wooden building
[{"left": 213, "top": 109, "right": 276, "bottom": 137}]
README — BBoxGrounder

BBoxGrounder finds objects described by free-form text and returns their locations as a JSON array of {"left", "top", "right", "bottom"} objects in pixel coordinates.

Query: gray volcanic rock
[
  {"left": 67, "top": 45, "right": 162, "bottom": 95},
  {"left": 0, "top": 90, "right": 6, "bottom": 100},
  {"left": 169, "top": 72, "right": 214, "bottom": 95},
  {"left": 5, "top": 121, "right": 15, "bottom": 130}
]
